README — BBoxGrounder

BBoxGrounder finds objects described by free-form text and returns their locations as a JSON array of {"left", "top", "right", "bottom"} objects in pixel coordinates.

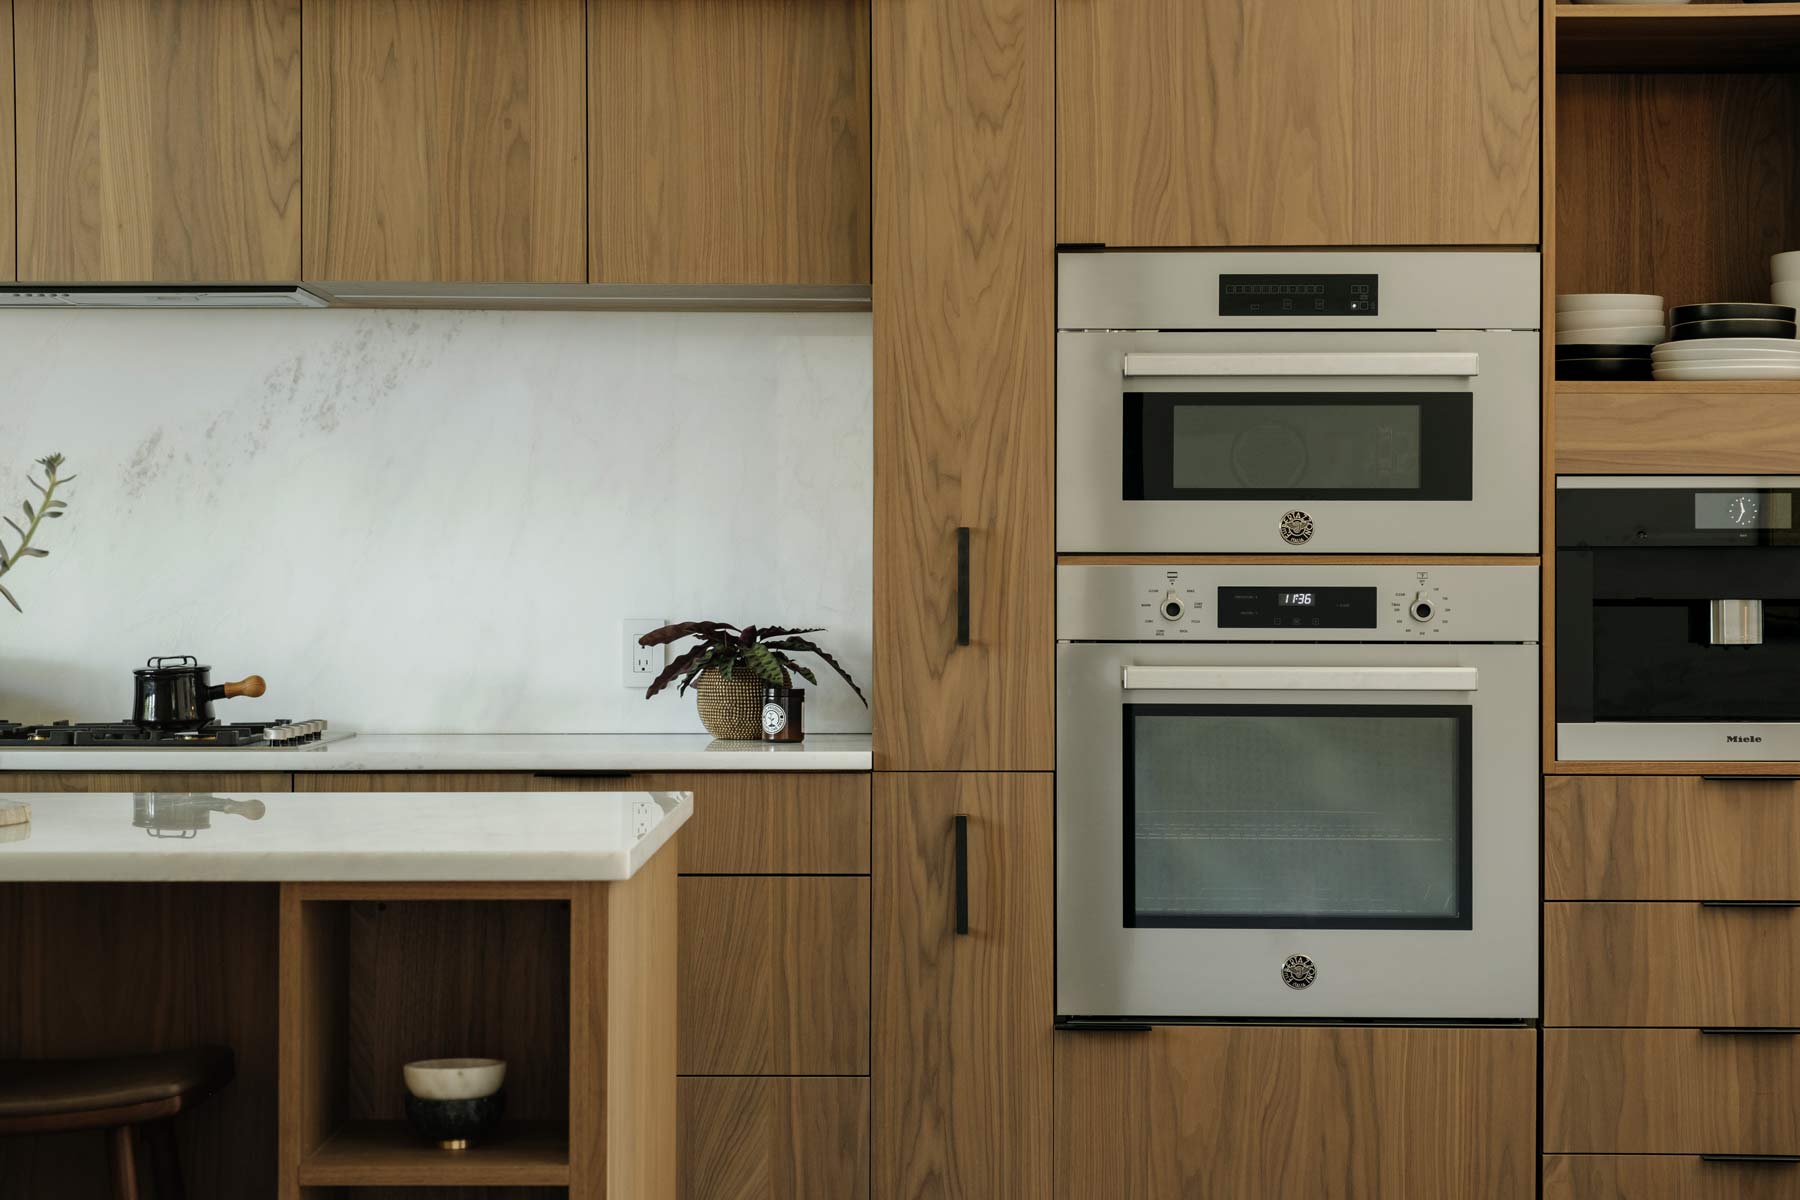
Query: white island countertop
[
  {"left": 0, "top": 732, "right": 872, "bottom": 773},
  {"left": 0, "top": 790, "right": 692, "bottom": 882}
]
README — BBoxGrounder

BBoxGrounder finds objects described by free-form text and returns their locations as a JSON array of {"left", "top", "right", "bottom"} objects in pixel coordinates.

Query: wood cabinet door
[
  {"left": 0, "top": 0, "right": 13, "bottom": 282},
  {"left": 871, "top": 0, "right": 1054, "bottom": 772},
  {"left": 302, "top": 0, "right": 586, "bottom": 282},
  {"left": 590, "top": 0, "right": 870, "bottom": 286},
  {"left": 872, "top": 774, "right": 1053, "bottom": 1199},
  {"left": 15, "top": 0, "right": 301, "bottom": 282},
  {"left": 1056, "top": 1025, "right": 1538, "bottom": 1200},
  {"left": 1056, "top": 0, "right": 1540, "bottom": 247},
  {"left": 680, "top": 1078, "right": 870, "bottom": 1200}
]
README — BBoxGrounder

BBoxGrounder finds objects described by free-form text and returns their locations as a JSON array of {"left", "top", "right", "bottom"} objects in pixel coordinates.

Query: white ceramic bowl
[
  {"left": 1555, "top": 325, "right": 1666, "bottom": 345},
  {"left": 403, "top": 1058, "right": 507, "bottom": 1101},
  {"left": 1653, "top": 346, "right": 1800, "bottom": 362},
  {"left": 1774, "top": 251, "right": 1800, "bottom": 283},
  {"left": 1556, "top": 308, "right": 1666, "bottom": 329},
  {"left": 1774, "top": 281, "right": 1800, "bottom": 307},
  {"left": 1655, "top": 363, "right": 1800, "bottom": 381},
  {"left": 1556, "top": 293, "right": 1664, "bottom": 311}
]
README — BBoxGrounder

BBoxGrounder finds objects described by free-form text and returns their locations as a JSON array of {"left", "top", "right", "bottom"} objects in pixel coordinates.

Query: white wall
[{"left": 0, "top": 309, "right": 872, "bottom": 733}]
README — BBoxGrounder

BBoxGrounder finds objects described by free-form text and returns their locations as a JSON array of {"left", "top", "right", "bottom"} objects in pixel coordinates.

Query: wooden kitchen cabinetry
[
  {"left": 302, "top": 0, "right": 586, "bottom": 283},
  {"left": 1056, "top": 1025, "right": 1539, "bottom": 1200},
  {"left": 1055, "top": 0, "right": 1540, "bottom": 247},
  {"left": 871, "top": 0, "right": 1055, "bottom": 771},
  {"left": 0, "top": 0, "right": 14, "bottom": 282},
  {"left": 13, "top": 0, "right": 302, "bottom": 282},
  {"left": 589, "top": 0, "right": 870, "bottom": 286},
  {"left": 872, "top": 773, "right": 1053, "bottom": 1199}
]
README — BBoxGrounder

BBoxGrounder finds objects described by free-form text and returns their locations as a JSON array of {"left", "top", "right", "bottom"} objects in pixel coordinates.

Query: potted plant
[
  {"left": 0, "top": 454, "right": 74, "bottom": 613},
  {"left": 639, "top": 621, "right": 867, "bottom": 741}
]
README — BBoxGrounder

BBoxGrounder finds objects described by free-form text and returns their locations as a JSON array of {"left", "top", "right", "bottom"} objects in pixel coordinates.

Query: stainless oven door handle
[
  {"left": 1120, "top": 666, "right": 1480, "bottom": 692},
  {"left": 1120, "top": 352, "right": 1481, "bottom": 378}
]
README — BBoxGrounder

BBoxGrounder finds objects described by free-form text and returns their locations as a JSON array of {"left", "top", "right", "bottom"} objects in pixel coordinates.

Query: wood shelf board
[
  {"left": 1555, "top": 380, "right": 1800, "bottom": 472},
  {"left": 1548, "top": 760, "right": 1800, "bottom": 774},
  {"left": 1556, "top": 2, "right": 1800, "bottom": 71},
  {"left": 298, "top": 1120, "right": 570, "bottom": 1186}
]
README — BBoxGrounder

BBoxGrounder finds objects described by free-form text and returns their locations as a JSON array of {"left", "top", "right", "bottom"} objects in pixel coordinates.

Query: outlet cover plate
[{"left": 623, "top": 617, "right": 664, "bottom": 689}]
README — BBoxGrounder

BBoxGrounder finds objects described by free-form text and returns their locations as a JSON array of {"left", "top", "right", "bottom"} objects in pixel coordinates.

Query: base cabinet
[
  {"left": 1545, "top": 1155, "right": 1800, "bottom": 1200},
  {"left": 1055, "top": 1025, "right": 1538, "bottom": 1200}
]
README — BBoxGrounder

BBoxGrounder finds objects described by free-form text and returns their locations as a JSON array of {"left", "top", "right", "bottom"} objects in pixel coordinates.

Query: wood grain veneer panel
[
  {"left": 679, "top": 1077, "right": 870, "bottom": 1200},
  {"left": 1556, "top": 383, "right": 1800, "bottom": 473},
  {"left": 679, "top": 876, "right": 869, "bottom": 1076},
  {"left": 1546, "top": 775, "right": 1800, "bottom": 900},
  {"left": 278, "top": 887, "right": 346, "bottom": 1200},
  {"left": 0, "top": 883, "right": 279, "bottom": 1200},
  {"left": 293, "top": 772, "right": 870, "bottom": 874},
  {"left": 872, "top": 773, "right": 1052, "bottom": 1199},
  {"left": 871, "top": 0, "right": 1054, "bottom": 771},
  {"left": 1555, "top": 73, "right": 1800, "bottom": 314},
  {"left": 1547, "top": 902, "right": 1800, "bottom": 1026},
  {"left": 1545, "top": 1154, "right": 1800, "bottom": 1200},
  {"left": 590, "top": 0, "right": 870, "bottom": 285},
  {"left": 1056, "top": 1025, "right": 1538, "bottom": 1199},
  {"left": 303, "top": 0, "right": 586, "bottom": 282},
  {"left": 0, "top": 772, "right": 293, "bottom": 792},
  {"left": 14, "top": 0, "right": 300, "bottom": 282},
  {"left": 0, "top": 0, "right": 13, "bottom": 282},
  {"left": 1545, "top": 1028, "right": 1800, "bottom": 1154},
  {"left": 1056, "top": 0, "right": 1539, "bottom": 246}
]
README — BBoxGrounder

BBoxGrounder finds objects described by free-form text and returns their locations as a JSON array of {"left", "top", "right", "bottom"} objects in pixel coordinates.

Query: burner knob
[
  {"left": 1159, "top": 591, "right": 1186, "bottom": 622},
  {"left": 1409, "top": 592, "right": 1436, "bottom": 623}
]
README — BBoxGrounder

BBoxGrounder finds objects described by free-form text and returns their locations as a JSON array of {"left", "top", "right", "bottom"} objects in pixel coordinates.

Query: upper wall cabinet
[
  {"left": 1, "top": 0, "right": 14, "bottom": 282},
  {"left": 591, "top": 0, "right": 871, "bottom": 286},
  {"left": 302, "top": 0, "right": 586, "bottom": 283},
  {"left": 14, "top": 0, "right": 302, "bottom": 282},
  {"left": 1056, "top": 0, "right": 1541, "bottom": 247}
]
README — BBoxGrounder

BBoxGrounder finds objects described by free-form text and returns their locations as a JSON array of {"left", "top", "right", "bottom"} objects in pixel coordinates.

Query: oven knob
[
  {"left": 1159, "top": 592, "right": 1187, "bottom": 622},
  {"left": 1409, "top": 592, "right": 1436, "bottom": 623}
]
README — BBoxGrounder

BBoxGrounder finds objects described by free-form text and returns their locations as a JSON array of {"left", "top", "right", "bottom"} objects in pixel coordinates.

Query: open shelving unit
[{"left": 1557, "top": 2, "right": 1800, "bottom": 71}]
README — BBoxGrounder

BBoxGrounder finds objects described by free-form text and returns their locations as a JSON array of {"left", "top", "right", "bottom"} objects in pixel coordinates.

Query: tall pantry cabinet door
[
  {"left": 303, "top": 0, "right": 586, "bottom": 282},
  {"left": 14, "top": 0, "right": 302, "bottom": 282},
  {"left": 871, "top": 0, "right": 1055, "bottom": 771},
  {"left": 0, "top": 0, "right": 13, "bottom": 282},
  {"left": 1056, "top": 0, "right": 1540, "bottom": 247},
  {"left": 872, "top": 774, "right": 1054, "bottom": 1199}
]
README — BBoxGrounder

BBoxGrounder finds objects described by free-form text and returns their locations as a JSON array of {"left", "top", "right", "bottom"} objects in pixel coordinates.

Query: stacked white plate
[
  {"left": 1556, "top": 293, "right": 1666, "bottom": 345},
  {"left": 1774, "top": 251, "right": 1800, "bottom": 310},
  {"left": 1652, "top": 337, "right": 1800, "bottom": 381}
]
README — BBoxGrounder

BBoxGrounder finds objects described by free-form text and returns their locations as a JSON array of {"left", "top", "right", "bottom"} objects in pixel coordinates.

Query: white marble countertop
[
  {"left": 0, "top": 732, "right": 873, "bottom": 773},
  {"left": 0, "top": 790, "right": 693, "bottom": 882}
]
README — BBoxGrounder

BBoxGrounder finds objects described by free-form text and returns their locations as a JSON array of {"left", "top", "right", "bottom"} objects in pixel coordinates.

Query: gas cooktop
[{"left": 0, "top": 719, "right": 336, "bottom": 748}]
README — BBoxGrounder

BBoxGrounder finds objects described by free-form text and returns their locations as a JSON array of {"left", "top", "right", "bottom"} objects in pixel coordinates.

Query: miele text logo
[{"left": 1727, "top": 734, "right": 1764, "bottom": 744}]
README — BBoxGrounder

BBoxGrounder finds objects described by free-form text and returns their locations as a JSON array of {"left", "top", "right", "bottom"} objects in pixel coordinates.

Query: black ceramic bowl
[
  {"left": 1556, "top": 357, "right": 1654, "bottom": 382},
  {"left": 1671, "top": 318, "right": 1799, "bottom": 342},
  {"left": 1670, "top": 302, "right": 1797, "bottom": 325},
  {"left": 1554, "top": 342, "right": 1655, "bottom": 360},
  {"left": 404, "top": 1091, "right": 505, "bottom": 1149}
]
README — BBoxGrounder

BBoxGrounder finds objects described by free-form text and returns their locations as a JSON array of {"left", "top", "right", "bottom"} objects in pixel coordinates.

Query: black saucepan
[{"left": 131, "top": 656, "right": 266, "bottom": 732}]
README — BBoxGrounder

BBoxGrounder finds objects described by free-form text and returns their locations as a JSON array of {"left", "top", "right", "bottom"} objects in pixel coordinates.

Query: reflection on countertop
[{"left": 134, "top": 793, "right": 267, "bottom": 839}]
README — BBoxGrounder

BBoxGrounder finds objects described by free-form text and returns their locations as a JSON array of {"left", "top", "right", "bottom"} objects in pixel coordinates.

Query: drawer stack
[{"left": 1544, "top": 776, "right": 1800, "bottom": 1199}]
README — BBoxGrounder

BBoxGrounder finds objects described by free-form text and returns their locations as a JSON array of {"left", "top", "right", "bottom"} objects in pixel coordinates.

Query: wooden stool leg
[
  {"left": 107, "top": 1125, "right": 140, "bottom": 1200},
  {"left": 143, "top": 1119, "right": 187, "bottom": 1200}
]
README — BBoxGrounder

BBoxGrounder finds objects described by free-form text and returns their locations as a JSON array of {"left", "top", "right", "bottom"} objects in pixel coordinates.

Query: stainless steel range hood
[{"left": 0, "top": 284, "right": 328, "bottom": 308}]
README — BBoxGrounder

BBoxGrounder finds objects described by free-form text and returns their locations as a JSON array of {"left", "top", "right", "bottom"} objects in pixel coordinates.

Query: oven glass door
[{"left": 1125, "top": 703, "right": 1473, "bottom": 930}]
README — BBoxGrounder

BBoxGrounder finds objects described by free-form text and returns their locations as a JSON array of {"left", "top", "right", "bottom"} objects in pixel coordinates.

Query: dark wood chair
[{"left": 0, "top": 1046, "right": 234, "bottom": 1199}]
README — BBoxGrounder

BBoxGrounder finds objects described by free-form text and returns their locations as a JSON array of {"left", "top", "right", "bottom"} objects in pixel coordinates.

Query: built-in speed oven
[
  {"left": 1056, "top": 562, "right": 1540, "bottom": 1022},
  {"left": 1057, "top": 250, "right": 1541, "bottom": 554}
]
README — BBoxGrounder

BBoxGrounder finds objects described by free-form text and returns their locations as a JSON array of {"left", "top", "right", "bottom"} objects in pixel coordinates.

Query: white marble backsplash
[{"left": 0, "top": 309, "right": 873, "bottom": 733}]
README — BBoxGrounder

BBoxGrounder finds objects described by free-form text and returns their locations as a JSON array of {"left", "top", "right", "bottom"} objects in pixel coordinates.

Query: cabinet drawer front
[
  {"left": 1546, "top": 1154, "right": 1800, "bottom": 1199},
  {"left": 680, "top": 876, "right": 869, "bottom": 1075},
  {"left": 1546, "top": 776, "right": 1800, "bottom": 899},
  {"left": 1547, "top": 902, "right": 1800, "bottom": 1026},
  {"left": 680, "top": 1077, "right": 869, "bottom": 1200},
  {"left": 1546, "top": 1029, "right": 1800, "bottom": 1154}
]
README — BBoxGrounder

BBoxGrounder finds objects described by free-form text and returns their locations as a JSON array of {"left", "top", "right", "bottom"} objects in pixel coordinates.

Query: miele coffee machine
[{"left": 1557, "top": 476, "right": 1800, "bottom": 760}]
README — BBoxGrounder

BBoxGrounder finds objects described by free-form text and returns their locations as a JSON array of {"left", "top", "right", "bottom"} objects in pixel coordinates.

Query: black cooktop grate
[{"left": 0, "top": 719, "right": 307, "bottom": 747}]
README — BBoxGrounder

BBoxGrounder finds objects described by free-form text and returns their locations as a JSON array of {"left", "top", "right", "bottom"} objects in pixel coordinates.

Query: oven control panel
[
  {"left": 1219, "top": 272, "right": 1379, "bottom": 317},
  {"left": 1057, "top": 563, "right": 1537, "bottom": 643}
]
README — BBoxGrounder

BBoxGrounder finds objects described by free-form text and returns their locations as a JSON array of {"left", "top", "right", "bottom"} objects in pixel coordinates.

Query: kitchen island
[{"left": 0, "top": 789, "right": 691, "bottom": 1199}]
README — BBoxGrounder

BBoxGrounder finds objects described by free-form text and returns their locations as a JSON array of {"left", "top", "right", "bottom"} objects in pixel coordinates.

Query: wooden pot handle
[{"left": 220, "top": 675, "right": 266, "bottom": 699}]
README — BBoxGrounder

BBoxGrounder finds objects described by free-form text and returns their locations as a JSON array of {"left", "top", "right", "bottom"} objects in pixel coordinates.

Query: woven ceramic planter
[{"left": 695, "top": 669, "right": 766, "bottom": 741}]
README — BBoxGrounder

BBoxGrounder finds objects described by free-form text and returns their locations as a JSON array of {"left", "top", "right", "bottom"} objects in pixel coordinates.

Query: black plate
[
  {"left": 1670, "top": 303, "right": 1797, "bottom": 324},
  {"left": 1557, "top": 357, "right": 1655, "bottom": 381},
  {"left": 1672, "top": 318, "right": 1799, "bottom": 341},
  {"left": 1555, "top": 342, "right": 1655, "bottom": 360}
]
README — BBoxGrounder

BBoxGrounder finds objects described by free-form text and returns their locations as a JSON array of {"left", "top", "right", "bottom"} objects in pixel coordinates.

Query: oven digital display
[
  {"left": 1217, "top": 586, "right": 1377, "bottom": 628},
  {"left": 1219, "top": 273, "right": 1379, "bottom": 317},
  {"left": 1695, "top": 491, "right": 1794, "bottom": 531}
]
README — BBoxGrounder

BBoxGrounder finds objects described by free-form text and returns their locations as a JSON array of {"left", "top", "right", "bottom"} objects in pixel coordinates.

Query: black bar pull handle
[
  {"left": 1700, "top": 1154, "right": 1800, "bottom": 1165},
  {"left": 953, "top": 814, "right": 970, "bottom": 936},
  {"left": 532, "top": 771, "right": 634, "bottom": 780},
  {"left": 1702, "top": 900, "right": 1800, "bottom": 909},
  {"left": 1700, "top": 1027, "right": 1800, "bottom": 1036},
  {"left": 1056, "top": 1020, "right": 1153, "bottom": 1033},
  {"left": 955, "top": 527, "right": 971, "bottom": 647},
  {"left": 1703, "top": 775, "right": 1800, "bottom": 782}
]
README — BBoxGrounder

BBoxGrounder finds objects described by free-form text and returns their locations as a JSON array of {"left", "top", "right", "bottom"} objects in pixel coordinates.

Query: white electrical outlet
[{"left": 622, "top": 617, "right": 664, "bottom": 689}]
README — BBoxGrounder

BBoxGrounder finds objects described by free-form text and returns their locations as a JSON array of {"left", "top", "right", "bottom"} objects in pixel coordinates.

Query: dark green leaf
[
  {"left": 44, "top": 511, "right": 63, "bottom": 518},
  {"left": 22, "top": 501, "right": 33, "bottom": 521},
  {"left": 2, "top": 517, "right": 20, "bottom": 539},
  {"left": 0, "top": 584, "right": 17, "bottom": 613},
  {"left": 19, "top": 548, "right": 47, "bottom": 558}
]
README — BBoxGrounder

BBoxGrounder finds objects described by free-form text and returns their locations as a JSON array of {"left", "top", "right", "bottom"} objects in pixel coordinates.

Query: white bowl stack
[
  {"left": 1555, "top": 294, "right": 1666, "bottom": 346},
  {"left": 1775, "top": 251, "right": 1800, "bottom": 312}
]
